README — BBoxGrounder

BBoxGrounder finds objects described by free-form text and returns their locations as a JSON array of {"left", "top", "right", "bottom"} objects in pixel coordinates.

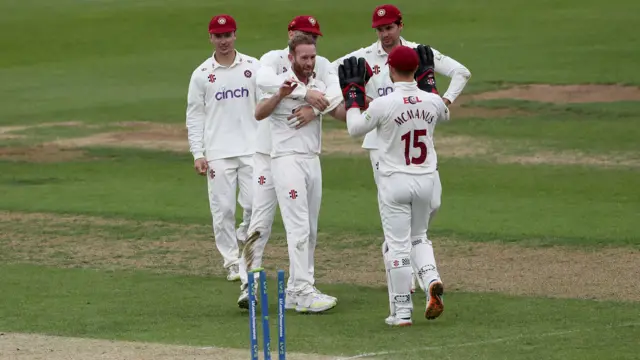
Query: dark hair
[{"left": 288, "top": 33, "right": 316, "bottom": 53}]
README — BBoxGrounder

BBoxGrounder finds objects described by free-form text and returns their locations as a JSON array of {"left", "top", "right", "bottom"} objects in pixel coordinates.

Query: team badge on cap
[
  {"left": 377, "top": 9, "right": 386, "bottom": 17},
  {"left": 308, "top": 17, "right": 316, "bottom": 25},
  {"left": 218, "top": 17, "right": 226, "bottom": 24}
]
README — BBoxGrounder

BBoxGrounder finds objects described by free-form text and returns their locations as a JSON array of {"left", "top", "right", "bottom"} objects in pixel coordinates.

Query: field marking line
[{"left": 336, "top": 321, "right": 640, "bottom": 359}]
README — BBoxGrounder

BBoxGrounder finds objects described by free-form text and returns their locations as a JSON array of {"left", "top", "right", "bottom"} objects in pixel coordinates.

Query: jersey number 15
[{"left": 401, "top": 129, "right": 427, "bottom": 165}]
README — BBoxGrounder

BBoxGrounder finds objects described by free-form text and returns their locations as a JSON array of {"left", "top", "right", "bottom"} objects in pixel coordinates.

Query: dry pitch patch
[
  {"left": 1, "top": 211, "right": 638, "bottom": 302},
  {"left": 0, "top": 332, "right": 335, "bottom": 360},
  {"left": 1, "top": 84, "right": 639, "bottom": 167}
]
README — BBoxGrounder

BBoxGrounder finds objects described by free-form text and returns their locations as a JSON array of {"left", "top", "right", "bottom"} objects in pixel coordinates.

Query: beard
[{"left": 292, "top": 60, "right": 315, "bottom": 79}]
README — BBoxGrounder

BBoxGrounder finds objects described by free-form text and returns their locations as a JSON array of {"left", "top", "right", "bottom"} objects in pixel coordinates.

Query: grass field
[{"left": 1, "top": 0, "right": 639, "bottom": 359}]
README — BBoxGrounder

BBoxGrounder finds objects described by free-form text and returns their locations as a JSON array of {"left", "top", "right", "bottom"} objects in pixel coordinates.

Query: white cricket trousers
[
  {"left": 369, "top": 149, "right": 441, "bottom": 217},
  {"left": 206, "top": 155, "right": 253, "bottom": 269},
  {"left": 239, "top": 152, "right": 278, "bottom": 286},
  {"left": 379, "top": 171, "right": 441, "bottom": 315},
  {"left": 271, "top": 154, "right": 321, "bottom": 294}
]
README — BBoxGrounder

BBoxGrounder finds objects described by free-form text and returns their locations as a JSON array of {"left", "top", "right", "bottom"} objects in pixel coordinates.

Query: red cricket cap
[
  {"left": 288, "top": 15, "right": 323, "bottom": 36},
  {"left": 372, "top": 4, "right": 402, "bottom": 28},
  {"left": 209, "top": 14, "right": 237, "bottom": 34},
  {"left": 386, "top": 45, "right": 419, "bottom": 72}
]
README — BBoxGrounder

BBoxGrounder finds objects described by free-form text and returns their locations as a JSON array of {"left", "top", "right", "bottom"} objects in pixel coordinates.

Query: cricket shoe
[
  {"left": 293, "top": 290, "right": 337, "bottom": 313},
  {"left": 237, "top": 282, "right": 258, "bottom": 309},
  {"left": 425, "top": 279, "right": 444, "bottom": 320},
  {"left": 385, "top": 315, "right": 412, "bottom": 327},
  {"left": 313, "top": 286, "right": 337, "bottom": 304},
  {"left": 226, "top": 264, "right": 240, "bottom": 282},
  {"left": 284, "top": 290, "right": 297, "bottom": 310}
]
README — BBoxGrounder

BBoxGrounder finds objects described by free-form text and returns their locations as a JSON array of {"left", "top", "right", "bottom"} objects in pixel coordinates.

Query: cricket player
[
  {"left": 338, "top": 45, "right": 448, "bottom": 325},
  {"left": 237, "top": 16, "right": 340, "bottom": 308},
  {"left": 331, "top": 3, "right": 471, "bottom": 292},
  {"left": 252, "top": 33, "right": 344, "bottom": 313},
  {"left": 186, "top": 14, "right": 260, "bottom": 282}
]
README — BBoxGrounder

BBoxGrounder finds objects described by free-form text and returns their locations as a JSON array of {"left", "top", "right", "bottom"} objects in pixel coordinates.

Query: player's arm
[
  {"left": 186, "top": 71, "right": 206, "bottom": 160},
  {"left": 185, "top": 70, "right": 209, "bottom": 175},
  {"left": 431, "top": 47, "right": 471, "bottom": 105},
  {"left": 346, "top": 99, "right": 381, "bottom": 137},
  {"left": 257, "top": 51, "right": 308, "bottom": 98},
  {"left": 435, "top": 97, "right": 451, "bottom": 122},
  {"left": 255, "top": 80, "right": 298, "bottom": 120},
  {"left": 318, "top": 62, "right": 345, "bottom": 116}
]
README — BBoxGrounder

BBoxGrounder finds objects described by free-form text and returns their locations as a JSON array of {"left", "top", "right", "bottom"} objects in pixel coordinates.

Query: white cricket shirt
[
  {"left": 262, "top": 68, "right": 342, "bottom": 159},
  {"left": 186, "top": 50, "right": 261, "bottom": 160},
  {"left": 255, "top": 47, "right": 338, "bottom": 155},
  {"left": 346, "top": 81, "right": 450, "bottom": 176},
  {"left": 332, "top": 37, "right": 470, "bottom": 150}
]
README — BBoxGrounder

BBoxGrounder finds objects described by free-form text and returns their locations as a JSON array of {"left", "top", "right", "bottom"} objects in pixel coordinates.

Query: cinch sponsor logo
[
  {"left": 377, "top": 86, "right": 394, "bottom": 96},
  {"left": 215, "top": 87, "right": 250, "bottom": 100}
]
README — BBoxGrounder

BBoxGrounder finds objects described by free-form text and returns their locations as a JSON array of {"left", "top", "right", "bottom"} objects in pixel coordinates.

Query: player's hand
[
  {"left": 194, "top": 158, "right": 208, "bottom": 176},
  {"left": 338, "top": 56, "right": 368, "bottom": 110},
  {"left": 414, "top": 45, "right": 438, "bottom": 94},
  {"left": 287, "top": 105, "right": 316, "bottom": 129},
  {"left": 277, "top": 79, "right": 298, "bottom": 98},
  {"left": 305, "top": 90, "right": 329, "bottom": 111}
]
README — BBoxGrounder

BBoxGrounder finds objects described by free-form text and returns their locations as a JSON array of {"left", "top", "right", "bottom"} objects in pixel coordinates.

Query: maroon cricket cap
[
  {"left": 372, "top": 4, "right": 402, "bottom": 28},
  {"left": 288, "top": 15, "right": 323, "bottom": 36},
  {"left": 209, "top": 14, "right": 237, "bottom": 34},
  {"left": 386, "top": 45, "right": 419, "bottom": 72}
]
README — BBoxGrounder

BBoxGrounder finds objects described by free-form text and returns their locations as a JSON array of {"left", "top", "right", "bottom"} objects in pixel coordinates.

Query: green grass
[
  {"left": 0, "top": 150, "right": 638, "bottom": 246},
  {"left": 1, "top": 0, "right": 640, "bottom": 125},
  {"left": 1, "top": 264, "right": 638, "bottom": 359},
  {"left": 1, "top": 0, "right": 640, "bottom": 358},
  {"left": 446, "top": 100, "right": 640, "bottom": 153}
]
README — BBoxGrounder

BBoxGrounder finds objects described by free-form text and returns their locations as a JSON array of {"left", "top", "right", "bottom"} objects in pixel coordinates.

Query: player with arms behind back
[
  {"left": 338, "top": 45, "right": 448, "bottom": 326},
  {"left": 185, "top": 15, "right": 260, "bottom": 282}
]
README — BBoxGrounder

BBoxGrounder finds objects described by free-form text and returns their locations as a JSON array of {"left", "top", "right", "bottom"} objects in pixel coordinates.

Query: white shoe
[
  {"left": 237, "top": 285, "right": 250, "bottom": 309},
  {"left": 294, "top": 290, "right": 337, "bottom": 313},
  {"left": 284, "top": 290, "right": 297, "bottom": 310},
  {"left": 227, "top": 264, "right": 240, "bottom": 282},
  {"left": 237, "top": 282, "right": 258, "bottom": 309},
  {"left": 313, "top": 286, "right": 337, "bottom": 303},
  {"left": 236, "top": 226, "right": 248, "bottom": 243},
  {"left": 385, "top": 315, "right": 412, "bottom": 327}
]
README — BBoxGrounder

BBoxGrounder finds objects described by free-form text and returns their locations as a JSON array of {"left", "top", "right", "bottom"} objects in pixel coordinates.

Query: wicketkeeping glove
[
  {"left": 339, "top": 57, "right": 371, "bottom": 110},
  {"left": 414, "top": 45, "right": 438, "bottom": 94}
]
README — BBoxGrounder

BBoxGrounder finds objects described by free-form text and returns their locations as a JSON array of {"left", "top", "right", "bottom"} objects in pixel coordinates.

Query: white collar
[
  {"left": 393, "top": 81, "right": 418, "bottom": 90},
  {"left": 212, "top": 50, "right": 243, "bottom": 69},
  {"left": 375, "top": 37, "right": 410, "bottom": 57}
]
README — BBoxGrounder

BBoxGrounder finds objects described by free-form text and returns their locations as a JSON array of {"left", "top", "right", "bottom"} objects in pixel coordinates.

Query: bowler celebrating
[{"left": 253, "top": 33, "right": 343, "bottom": 313}]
